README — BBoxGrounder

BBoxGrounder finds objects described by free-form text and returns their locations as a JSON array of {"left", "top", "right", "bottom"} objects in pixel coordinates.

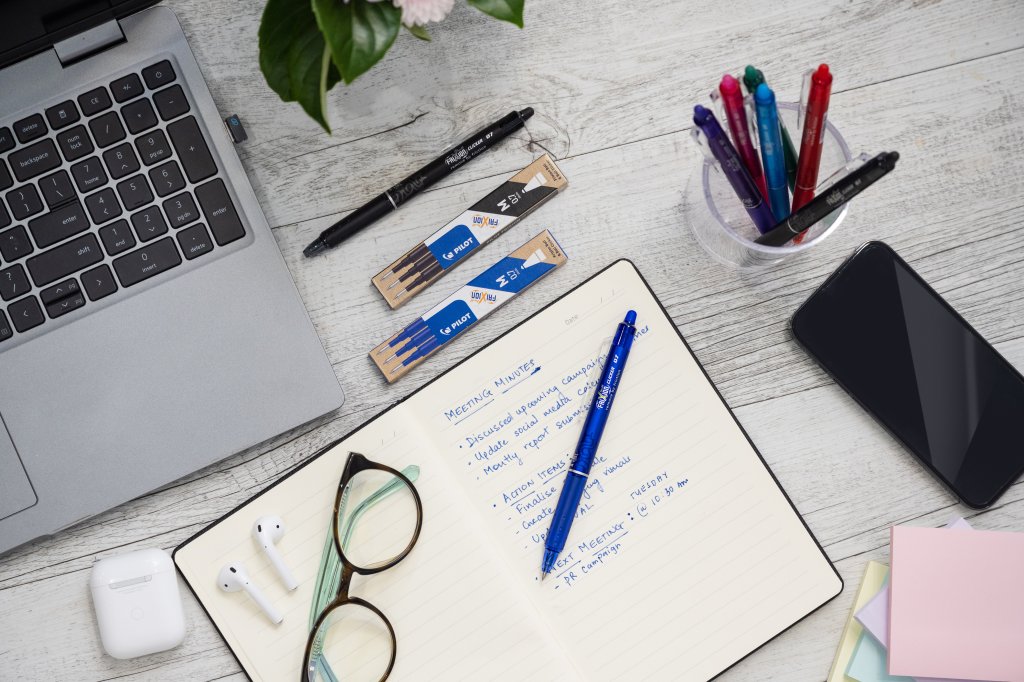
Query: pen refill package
[
  {"left": 372, "top": 154, "right": 568, "bottom": 308},
  {"left": 371, "top": 230, "right": 567, "bottom": 382}
]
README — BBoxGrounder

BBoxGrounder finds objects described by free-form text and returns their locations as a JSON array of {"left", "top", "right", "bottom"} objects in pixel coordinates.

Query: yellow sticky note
[{"left": 827, "top": 560, "right": 888, "bottom": 682}]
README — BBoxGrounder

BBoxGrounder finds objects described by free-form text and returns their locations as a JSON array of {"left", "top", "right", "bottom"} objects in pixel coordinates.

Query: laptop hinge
[{"left": 53, "top": 19, "right": 126, "bottom": 67}]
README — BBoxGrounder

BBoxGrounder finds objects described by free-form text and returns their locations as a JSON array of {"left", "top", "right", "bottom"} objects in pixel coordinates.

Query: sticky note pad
[
  {"left": 827, "top": 560, "right": 889, "bottom": 682},
  {"left": 889, "top": 526, "right": 1024, "bottom": 681},
  {"left": 846, "top": 630, "right": 912, "bottom": 682}
]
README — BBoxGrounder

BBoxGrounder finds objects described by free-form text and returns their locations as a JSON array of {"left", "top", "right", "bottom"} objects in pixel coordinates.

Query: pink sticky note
[
  {"left": 889, "top": 526, "right": 1024, "bottom": 681},
  {"left": 855, "top": 519, "right": 974, "bottom": 682}
]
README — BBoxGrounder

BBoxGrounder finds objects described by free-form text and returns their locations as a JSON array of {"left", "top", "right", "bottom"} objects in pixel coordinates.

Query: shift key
[
  {"left": 113, "top": 238, "right": 181, "bottom": 287},
  {"left": 27, "top": 234, "right": 103, "bottom": 287}
]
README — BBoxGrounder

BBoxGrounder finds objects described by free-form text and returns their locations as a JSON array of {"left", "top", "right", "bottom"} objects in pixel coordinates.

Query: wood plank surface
[{"left": 2, "top": 0, "right": 1024, "bottom": 680}]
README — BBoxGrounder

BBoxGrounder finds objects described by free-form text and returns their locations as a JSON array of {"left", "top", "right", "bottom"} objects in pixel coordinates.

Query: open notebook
[{"left": 174, "top": 260, "right": 842, "bottom": 681}]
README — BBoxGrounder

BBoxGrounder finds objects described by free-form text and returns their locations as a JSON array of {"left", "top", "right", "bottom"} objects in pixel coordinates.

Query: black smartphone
[{"left": 792, "top": 241, "right": 1024, "bottom": 508}]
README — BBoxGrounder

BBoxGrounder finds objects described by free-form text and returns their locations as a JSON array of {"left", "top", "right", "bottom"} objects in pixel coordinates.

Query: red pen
[
  {"left": 791, "top": 64, "right": 833, "bottom": 243},
  {"left": 718, "top": 74, "right": 769, "bottom": 203}
]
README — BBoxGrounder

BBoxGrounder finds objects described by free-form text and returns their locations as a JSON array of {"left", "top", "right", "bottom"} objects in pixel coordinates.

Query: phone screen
[{"left": 792, "top": 242, "right": 1024, "bottom": 508}]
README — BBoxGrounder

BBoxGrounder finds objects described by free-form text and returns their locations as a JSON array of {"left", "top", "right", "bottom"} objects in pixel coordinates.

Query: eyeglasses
[{"left": 302, "top": 452, "right": 423, "bottom": 682}]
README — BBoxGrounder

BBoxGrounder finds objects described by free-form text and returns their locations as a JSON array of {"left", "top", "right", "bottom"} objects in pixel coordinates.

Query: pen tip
[
  {"left": 519, "top": 107, "right": 534, "bottom": 120},
  {"left": 303, "top": 240, "right": 326, "bottom": 258},
  {"left": 540, "top": 572, "right": 548, "bottom": 582}
]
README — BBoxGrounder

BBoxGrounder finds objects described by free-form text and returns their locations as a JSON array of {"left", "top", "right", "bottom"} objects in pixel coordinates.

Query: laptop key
[
  {"left": 8, "top": 296, "right": 43, "bottom": 332},
  {"left": 177, "top": 223, "right": 213, "bottom": 260},
  {"left": 56, "top": 125, "right": 94, "bottom": 162},
  {"left": 82, "top": 264, "right": 118, "bottom": 301},
  {"left": 78, "top": 87, "right": 112, "bottom": 116},
  {"left": 111, "top": 73, "right": 144, "bottom": 103},
  {"left": 84, "top": 187, "right": 123, "bottom": 224},
  {"left": 116, "top": 175, "right": 153, "bottom": 211},
  {"left": 40, "top": 278, "right": 81, "bottom": 304},
  {"left": 131, "top": 206, "right": 168, "bottom": 242},
  {"left": 0, "top": 160, "right": 11, "bottom": 191},
  {"left": 0, "top": 264, "right": 30, "bottom": 301},
  {"left": 163, "top": 191, "right": 200, "bottom": 228},
  {"left": 0, "top": 226, "right": 33, "bottom": 261},
  {"left": 39, "top": 170, "right": 76, "bottom": 208},
  {"left": 45, "top": 289, "right": 86, "bottom": 319},
  {"left": 122, "top": 99, "right": 158, "bottom": 135},
  {"left": 0, "top": 311, "right": 11, "bottom": 342},
  {"left": 27, "top": 233, "right": 103, "bottom": 287},
  {"left": 102, "top": 142, "right": 140, "bottom": 180},
  {"left": 167, "top": 116, "right": 216, "bottom": 182},
  {"left": 0, "top": 127, "right": 13, "bottom": 153},
  {"left": 153, "top": 85, "right": 190, "bottom": 121},
  {"left": 13, "top": 114, "right": 46, "bottom": 143},
  {"left": 45, "top": 100, "right": 80, "bottom": 130},
  {"left": 135, "top": 130, "right": 172, "bottom": 166},
  {"left": 113, "top": 237, "right": 181, "bottom": 288},
  {"left": 29, "top": 201, "right": 89, "bottom": 248},
  {"left": 149, "top": 160, "right": 185, "bottom": 197},
  {"left": 0, "top": 202, "right": 9, "bottom": 230},
  {"left": 6, "top": 185, "right": 43, "bottom": 221},
  {"left": 71, "top": 157, "right": 108, "bottom": 193},
  {"left": 89, "top": 111, "right": 126, "bottom": 148},
  {"left": 196, "top": 179, "right": 244, "bottom": 246},
  {"left": 8, "top": 139, "right": 61, "bottom": 182},
  {"left": 99, "top": 220, "right": 135, "bottom": 256},
  {"left": 142, "top": 60, "right": 176, "bottom": 89}
]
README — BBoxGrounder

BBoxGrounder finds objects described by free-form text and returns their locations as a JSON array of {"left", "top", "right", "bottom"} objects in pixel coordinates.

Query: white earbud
[
  {"left": 252, "top": 515, "right": 298, "bottom": 591},
  {"left": 217, "top": 562, "right": 283, "bottom": 624}
]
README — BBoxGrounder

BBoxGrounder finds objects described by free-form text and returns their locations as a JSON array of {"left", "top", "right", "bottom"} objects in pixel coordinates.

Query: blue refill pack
[{"left": 370, "top": 230, "right": 567, "bottom": 382}]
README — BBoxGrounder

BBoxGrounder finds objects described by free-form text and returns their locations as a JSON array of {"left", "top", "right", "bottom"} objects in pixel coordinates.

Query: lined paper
[{"left": 176, "top": 260, "right": 840, "bottom": 681}]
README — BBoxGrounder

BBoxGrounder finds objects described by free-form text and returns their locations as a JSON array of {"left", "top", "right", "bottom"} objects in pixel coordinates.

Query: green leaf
[
  {"left": 405, "top": 23, "right": 431, "bottom": 41},
  {"left": 466, "top": 0, "right": 525, "bottom": 27},
  {"left": 312, "top": 0, "right": 402, "bottom": 85},
  {"left": 258, "top": 0, "right": 340, "bottom": 133}
]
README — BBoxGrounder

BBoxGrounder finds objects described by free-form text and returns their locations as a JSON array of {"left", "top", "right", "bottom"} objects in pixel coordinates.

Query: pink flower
[{"left": 393, "top": 0, "right": 454, "bottom": 26}]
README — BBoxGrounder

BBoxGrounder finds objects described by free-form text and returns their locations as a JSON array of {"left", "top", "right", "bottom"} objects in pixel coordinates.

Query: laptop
[{"left": 0, "top": 2, "right": 344, "bottom": 555}]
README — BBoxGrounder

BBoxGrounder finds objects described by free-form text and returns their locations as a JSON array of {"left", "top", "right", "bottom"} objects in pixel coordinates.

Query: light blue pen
[
  {"left": 753, "top": 83, "right": 791, "bottom": 222},
  {"left": 541, "top": 310, "right": 637, "bottom": 580}
]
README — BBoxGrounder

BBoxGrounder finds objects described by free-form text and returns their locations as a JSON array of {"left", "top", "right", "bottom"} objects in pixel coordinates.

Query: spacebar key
[{"left": 113, "top": 238, "right": 182, "bottom": 287}]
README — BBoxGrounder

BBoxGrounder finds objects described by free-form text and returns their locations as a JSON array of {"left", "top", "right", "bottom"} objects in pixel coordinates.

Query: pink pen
[{"left": 718, "top": 74, "right": 769, "bottom": 204}]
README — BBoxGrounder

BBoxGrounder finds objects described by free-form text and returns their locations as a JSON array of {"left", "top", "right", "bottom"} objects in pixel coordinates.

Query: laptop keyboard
[{"left": 0, "top": 58, "right": 246, "bottom": 345}]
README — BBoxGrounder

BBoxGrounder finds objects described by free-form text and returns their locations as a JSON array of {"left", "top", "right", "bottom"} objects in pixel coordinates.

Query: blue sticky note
[{"left": 846, "top": 631, "right": 913, "bottom": 682}]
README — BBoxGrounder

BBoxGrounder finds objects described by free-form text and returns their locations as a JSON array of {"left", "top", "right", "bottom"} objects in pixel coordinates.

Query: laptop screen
[{"left": 0, "top": 0, "right": 157, "bottom": 70}]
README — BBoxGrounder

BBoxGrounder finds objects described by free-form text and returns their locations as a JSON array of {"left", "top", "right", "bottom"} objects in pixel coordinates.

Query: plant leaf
[
  {"left": 312, "top": 0, "right": 402, "bottom": 85},
  {"left": 466, "top": 0, "right": 525, "bottom": 27},
  {"left": 258, "top": 0, "right": 340, "bottom": 132},
  {"left": 405, "top": 23, "right": 431, "bottom": 41}
]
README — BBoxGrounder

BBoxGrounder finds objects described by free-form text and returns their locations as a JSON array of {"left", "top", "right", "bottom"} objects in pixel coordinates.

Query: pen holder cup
[{"left": 687, "top": 103, "right": 853, "bottom": 269}]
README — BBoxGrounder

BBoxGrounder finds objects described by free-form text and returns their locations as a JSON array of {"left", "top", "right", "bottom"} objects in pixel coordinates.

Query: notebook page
[
  {"left": 174, "top": 410, "right": 578, "bottom": 681},
  {"left": 404, "top": 260, "right": 842, "bottom": 681}
]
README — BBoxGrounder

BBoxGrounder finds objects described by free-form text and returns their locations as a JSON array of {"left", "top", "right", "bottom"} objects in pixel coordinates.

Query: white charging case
[{"left": 90, "top": 548, "right": 186, "bottom": 659}]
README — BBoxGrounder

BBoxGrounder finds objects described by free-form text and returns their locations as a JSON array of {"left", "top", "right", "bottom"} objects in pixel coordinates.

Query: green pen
[{"left": 744, "top": 65, "right": 798, "bottom": 191}]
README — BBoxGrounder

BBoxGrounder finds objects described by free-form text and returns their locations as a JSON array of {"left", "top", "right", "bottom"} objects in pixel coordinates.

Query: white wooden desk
[{"left": 2, "top": 1, "right": 1024, "bottom": 679}]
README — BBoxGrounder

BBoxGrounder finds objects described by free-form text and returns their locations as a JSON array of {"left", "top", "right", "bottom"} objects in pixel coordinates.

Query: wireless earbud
[
  {"left": 217, "top": 562, "right": 283, "bottom": 624},
  {"left": 252, "top": 515, "right": 298, "bottom": 590}
]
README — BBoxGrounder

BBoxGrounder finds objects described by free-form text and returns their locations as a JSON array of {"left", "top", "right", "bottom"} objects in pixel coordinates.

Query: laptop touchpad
[{"left": 0, "top": 416, "right": 36, "bottom": 521}]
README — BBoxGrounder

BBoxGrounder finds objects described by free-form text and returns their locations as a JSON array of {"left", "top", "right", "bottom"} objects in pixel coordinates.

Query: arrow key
[
  {"left": 8, "top": 296, "right": 43, "bottom": 332},
  {"left": 40, "top": 278, "right": 81, "bottom": 305},
  {"left": 45, "top": 290, "right": 86, "bottom": 319},
  {"left": 82, "top": 264, "right": 118, "bottom": 302}
]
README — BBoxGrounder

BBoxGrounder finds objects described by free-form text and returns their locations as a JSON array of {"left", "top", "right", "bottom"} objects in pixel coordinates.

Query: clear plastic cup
[{"left": 686, "top": 103, "right": 854, "bottom": 268}]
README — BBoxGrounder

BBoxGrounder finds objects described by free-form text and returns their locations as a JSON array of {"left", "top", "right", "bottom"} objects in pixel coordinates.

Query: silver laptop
[{"left": 0, "top": 2, "right": 344, "bottom": 555}]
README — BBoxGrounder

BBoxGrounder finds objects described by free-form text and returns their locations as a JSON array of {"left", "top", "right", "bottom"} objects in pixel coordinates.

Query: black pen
[
  {"left": 754, "top": 151, "right": 899, "bottom": 247},
  {"left": 304, "top": 108, "right": 534, "bottom": 257}
]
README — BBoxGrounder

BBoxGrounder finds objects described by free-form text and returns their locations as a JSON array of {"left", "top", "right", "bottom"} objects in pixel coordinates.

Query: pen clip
[
  {"left": 798, "top": 68, "right": 813, "bottom": 132},
  {"left": 743, "top": 94, "right": 760, "bottom": 151},
  {"left": 816, "top": 152, "right": 871, "bottom": 191},
  {"left": 709, "top": 89, "right": 727, "bottom": 130},
  {"left": 689, "top": 127, "right": 719, "bottom": 172}
]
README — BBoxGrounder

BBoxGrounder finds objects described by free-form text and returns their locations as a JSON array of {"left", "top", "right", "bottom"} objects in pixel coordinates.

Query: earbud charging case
[{"left": 90, "top": 548, "right": 186, "bottom": 659}]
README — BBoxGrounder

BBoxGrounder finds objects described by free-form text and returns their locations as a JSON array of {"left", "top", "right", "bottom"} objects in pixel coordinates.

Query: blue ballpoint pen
[
  {"left": 753, "top": 83, "right": 791, "bottom": 222},
  {"left": 541, "top": 310, "right": 638, "bottom": 581}
]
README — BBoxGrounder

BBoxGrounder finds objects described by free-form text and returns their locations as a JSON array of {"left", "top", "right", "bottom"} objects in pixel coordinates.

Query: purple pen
[{"left": 693, "top": 105, "right": 776, "bottom": 234}]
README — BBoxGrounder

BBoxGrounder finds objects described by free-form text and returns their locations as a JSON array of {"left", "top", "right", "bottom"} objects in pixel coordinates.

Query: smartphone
[{"left": 792, "top": 241, "right": 1024, "bottom": 508}]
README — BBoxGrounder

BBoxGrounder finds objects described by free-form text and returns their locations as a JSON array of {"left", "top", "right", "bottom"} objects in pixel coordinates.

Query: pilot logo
[
  {"left": 440, "top": 312, "right": 473, "bottom": 336},
  {"left": 443, "top": 237, "right": 475, "bottom": 262}
]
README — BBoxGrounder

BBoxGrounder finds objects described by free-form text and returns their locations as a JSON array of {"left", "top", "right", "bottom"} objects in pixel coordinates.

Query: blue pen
[
  {"left": 541, "top": 310, "right": 638, "bottom": 580},
  {"left": 753, "top": 84, "right": 791, "bottom": 222}
]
